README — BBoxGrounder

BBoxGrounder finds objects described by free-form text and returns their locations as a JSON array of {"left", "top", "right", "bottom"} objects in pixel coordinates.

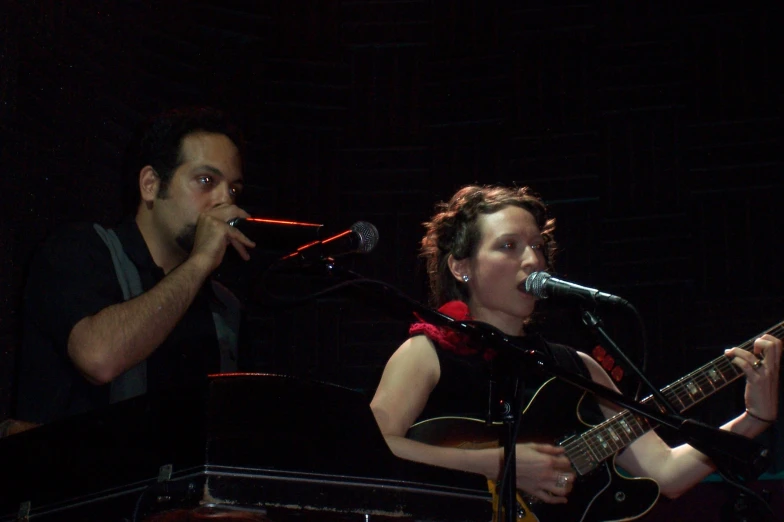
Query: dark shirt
[
  {"left": 417, "top": 333, "right": 604, "bottom": 426},
  {"left": 16, "top": 217, "right": 223, "bottom": 424}
]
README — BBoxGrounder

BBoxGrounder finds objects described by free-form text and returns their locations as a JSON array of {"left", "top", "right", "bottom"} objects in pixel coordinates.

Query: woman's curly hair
[{"left": 421, "top": 185, "right": 556, "bottom": 307}]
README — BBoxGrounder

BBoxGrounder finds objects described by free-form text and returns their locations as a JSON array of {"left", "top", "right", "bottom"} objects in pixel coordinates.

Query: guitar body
[
  {"left": 530, "top": 459, "right": 659, "bottom": 522},
  {"left": 408, "top": 378, "right": 660, "bottom": 522},
  {"left": 409, "top": 320, "right": 779, "bottom": 520}
]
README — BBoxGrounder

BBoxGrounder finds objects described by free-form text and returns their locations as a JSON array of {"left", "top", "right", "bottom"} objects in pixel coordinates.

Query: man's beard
[{"left": 175, "top": 223, "right": 197, "bottom": 253}]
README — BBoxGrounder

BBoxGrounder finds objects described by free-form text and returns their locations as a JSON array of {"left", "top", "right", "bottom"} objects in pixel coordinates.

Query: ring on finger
[
  {"left": 753, "top": 359, "right": 763, "bottom": 370},
  {"left": 555, "top": 474, "right": 569, "bottom": 489}
]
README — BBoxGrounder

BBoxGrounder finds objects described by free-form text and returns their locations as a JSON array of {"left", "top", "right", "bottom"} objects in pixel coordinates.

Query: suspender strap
[
  {"left": 93, "top": 223, "right": 147, "bottom": 403},
  {"left": 92, "top": 224, "right": 241, "bottom": 402}
]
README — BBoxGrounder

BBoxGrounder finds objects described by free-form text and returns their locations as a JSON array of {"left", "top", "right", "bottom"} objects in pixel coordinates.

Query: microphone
[
  {"left": 279, "top": 221, "right": 379, "bottom": 266},
  {"left": 228, "top": 217, "right": 323, "bottom": 254},
  {"left": 523, "top": 271, "right": 629, "bottom": 306}
]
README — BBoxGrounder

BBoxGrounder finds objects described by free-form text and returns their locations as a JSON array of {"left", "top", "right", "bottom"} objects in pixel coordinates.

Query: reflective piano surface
[{"left": 0, "top": 374, "right": 492, "bottom": 521}]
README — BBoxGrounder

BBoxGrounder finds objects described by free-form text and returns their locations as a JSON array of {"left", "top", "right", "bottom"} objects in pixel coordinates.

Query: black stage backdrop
[{"left": 2, "top": 0, "right": 783, "bottom": 487}]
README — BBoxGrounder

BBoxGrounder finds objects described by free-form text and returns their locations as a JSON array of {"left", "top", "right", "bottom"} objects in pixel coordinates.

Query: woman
[{"left": 370, "top": 184, "right": 780, "bottom": 511}]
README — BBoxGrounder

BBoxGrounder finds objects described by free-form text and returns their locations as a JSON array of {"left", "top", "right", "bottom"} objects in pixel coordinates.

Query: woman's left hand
[{"left": 726, "top": 334, "right": 781, "bottom": 422}]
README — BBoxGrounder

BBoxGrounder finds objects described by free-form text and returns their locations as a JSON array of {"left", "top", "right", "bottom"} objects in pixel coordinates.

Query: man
[{"left": 16, "top": 107, "right": 256, "bottom": 424}]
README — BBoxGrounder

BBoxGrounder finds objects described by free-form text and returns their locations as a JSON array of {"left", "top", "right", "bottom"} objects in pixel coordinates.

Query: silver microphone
[
  {"left": 524, "top": 271, "right": 629, "bottom": 306},
  {"left": 280, "top": 221, "right": 379, "bottom": 266}
]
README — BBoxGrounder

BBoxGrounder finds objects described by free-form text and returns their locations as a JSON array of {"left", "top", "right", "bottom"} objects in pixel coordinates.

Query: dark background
[{"left": 2, "top": 0, "right": 783, "bottom": 487}]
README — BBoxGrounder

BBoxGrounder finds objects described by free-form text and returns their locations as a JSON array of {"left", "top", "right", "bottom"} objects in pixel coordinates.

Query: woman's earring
[{"left": 462, "top": 274, "right": 470, "bottom": 283}]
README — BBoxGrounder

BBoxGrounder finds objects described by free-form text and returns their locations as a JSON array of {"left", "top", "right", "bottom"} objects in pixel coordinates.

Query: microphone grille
[
  {"left": 350, "top": 221, "right": 379, "bottom": 253},
  {"left": 524, "top": 271, "right": 551, "bottom": 298}
]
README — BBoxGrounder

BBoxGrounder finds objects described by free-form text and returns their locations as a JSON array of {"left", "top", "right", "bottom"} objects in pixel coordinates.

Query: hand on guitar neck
[
  {"left": 406, "top": 326, "right": 782, "bottom": 522},
  {"left": 726, "top": 333, "right": 780, "bottom": 430}
]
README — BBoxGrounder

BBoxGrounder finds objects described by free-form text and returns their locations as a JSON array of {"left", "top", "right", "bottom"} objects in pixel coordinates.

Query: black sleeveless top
[{"left": 416, "top": 333, "right": 605, "bottom": 427}]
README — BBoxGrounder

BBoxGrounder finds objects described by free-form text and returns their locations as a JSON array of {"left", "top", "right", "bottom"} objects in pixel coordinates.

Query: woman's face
[{"left": 454, "top": 205, "right": 546, "bottom": 335}]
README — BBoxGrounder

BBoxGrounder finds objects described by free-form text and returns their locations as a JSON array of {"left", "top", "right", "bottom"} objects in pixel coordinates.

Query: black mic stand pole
[
  {"left": 288, "top": 270, "right": 772, "bottom": 518},
  {"left": 579, "top": 308, "right": 771, "bottom": 479},
  {"left": 579, "top": 308, "right": 774, "bottom": 518},
  {"left": 487, "top": 329, "right": 772, "bottom": 482},
  {"left": 581, "top": 309, "right": 679, "bottom": 416},
  {"left": 293, "top": 265, "right": 527, "bottom": 521},
  {"left": 392, "top": 298, "right": 773, "bottom": 502},
  {"left": 494, "top": 362, "right": 525, "bottom": 522}
]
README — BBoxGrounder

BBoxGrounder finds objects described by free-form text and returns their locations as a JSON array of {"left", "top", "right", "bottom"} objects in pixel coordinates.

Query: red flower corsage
[{"left": 409, "top": 301, "right": 496, "bottom": 360}]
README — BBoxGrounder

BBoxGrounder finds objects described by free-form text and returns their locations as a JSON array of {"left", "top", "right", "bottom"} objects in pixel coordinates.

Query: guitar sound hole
[{"left": 614, "top": 491, "right": 626, "bottom": 503}]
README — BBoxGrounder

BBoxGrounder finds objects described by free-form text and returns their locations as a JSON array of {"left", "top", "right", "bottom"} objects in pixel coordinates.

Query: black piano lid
[{"left": 0, "top": 374, "right": 491, "bottom": 521}]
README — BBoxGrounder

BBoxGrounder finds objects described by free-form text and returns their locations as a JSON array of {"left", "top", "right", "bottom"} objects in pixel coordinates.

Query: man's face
[{"left": 151, "top": 132, "right": 244, "bottom": 254}]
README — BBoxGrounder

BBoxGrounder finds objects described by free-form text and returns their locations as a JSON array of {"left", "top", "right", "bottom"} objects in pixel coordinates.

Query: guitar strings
[
  {"left": 662, "top": 322, "right": 782, "bottom": 405},
  {"left": 560, "top": 321, "right": 784, "bottom": 475},
  {"left": 568, "top": 354, "right": 744, "bottom": 465}
]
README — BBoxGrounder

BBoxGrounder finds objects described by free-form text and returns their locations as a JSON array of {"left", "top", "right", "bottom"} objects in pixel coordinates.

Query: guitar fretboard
[{"left": 565, "top": 321, "right": 783, "bottom": 476}]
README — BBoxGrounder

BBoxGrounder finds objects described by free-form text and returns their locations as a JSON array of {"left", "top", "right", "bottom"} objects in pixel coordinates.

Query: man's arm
[
  {"left": 67, "top": 254, "right": 212, "bottom": 384},
  {"left": 68, "top": 210, "right": 254, "bottom": 384}
]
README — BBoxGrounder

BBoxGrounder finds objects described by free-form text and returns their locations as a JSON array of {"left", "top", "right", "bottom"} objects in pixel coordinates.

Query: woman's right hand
[{"left": 513, "top": 442, "right": 575, "bottom": 504}]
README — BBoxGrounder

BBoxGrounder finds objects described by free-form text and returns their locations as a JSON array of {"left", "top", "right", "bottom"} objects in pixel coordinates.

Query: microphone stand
[
  {"left": 278, "top": 269, "right": 772, "bottom": 519},
  {"left": 582, "top": 308, "right": 679, "bottom": 416},
  {"left": 579, "top": 307, "right": 773, "bottom": 514},
  {"left": 458, "top": 321, "right": 772, "bottom": 506},
  {"left": 411, "top": 311, "right": 770, "bottom": 519},
  {"left": 492, "top": 355, "right": 526, "bottom": 522}
]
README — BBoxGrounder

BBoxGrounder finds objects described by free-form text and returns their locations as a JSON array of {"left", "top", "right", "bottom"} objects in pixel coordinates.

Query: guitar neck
[{"left": 566, "top": 320, "right": 784, "bottom": 475}]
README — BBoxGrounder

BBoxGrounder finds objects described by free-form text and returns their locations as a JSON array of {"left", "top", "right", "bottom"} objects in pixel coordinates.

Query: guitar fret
[
  {"left": 662, "top": 389, "right": 679, "bottom": 410},
  {"left": 595, "top": 432, "right": 613, "bottom": 456},
  {"left": 705, "top": 368, "right": 719, "bottom": 382},
  {"left": 567, "top": 444, "right": 597, "bottom": 475},
  {"left": 583, "top": 413, "right": 637, "bottom": 462},
  {"left": 615, "top": 417, "right": 634, "bottom": 444},
  {"left": 579, "top": 432, "right": 603, "bottom": 464},
  {"left": 559, "top": 318, "right": 784, "bottom": 477},
  {"left": 618, "top": 417, "right": 634, "bottom": 437},
  {"left": 701, "top": 372, "right": 718, "bottom": 392},
  {"left": 599, "top": 432, "right": 617, "bottom": 456},
  {"left": 606, "top": 426, "right": 622, "bottom": 448},
  {"left": 630, "top": 413, "right": 650, "bottom": 436},
  {"left": 585, "top": 434, "right": 603, "bottom": 458},
  {"left": 685, "top": 379, "right": 703, "bottom": 401},
  {"left": 664, "top": 386, "right": 694, "bottom": 413},
  {"left": 593, "top": 433, "right": 612, "bottom": 457},
  {"left": 671, "top": 390, "right": 687, "bottom": 410}
]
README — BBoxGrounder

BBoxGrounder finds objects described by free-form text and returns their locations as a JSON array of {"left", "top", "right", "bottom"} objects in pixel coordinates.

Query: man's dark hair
[{"left": 122, "top": 107, "right": 245, "bottom": 214}]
